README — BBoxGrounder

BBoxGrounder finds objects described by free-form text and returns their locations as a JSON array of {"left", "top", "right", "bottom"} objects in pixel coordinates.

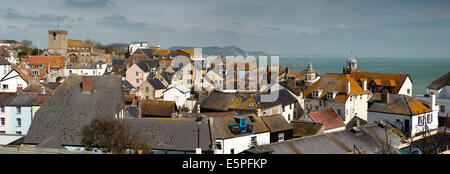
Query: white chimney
[
  {"left": 363, "top": 80, "right": 367, "bottom": 91},
  {"left": 431, "top": 92, "right": 437, "bottom": 111},
  {"left": 347, "top": 81, "right": 351, "bottom": 95}
]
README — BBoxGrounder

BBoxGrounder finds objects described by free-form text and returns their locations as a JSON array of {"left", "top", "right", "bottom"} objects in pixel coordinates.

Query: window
[
  {"left": 278, "top": 132, "right": 285, "bottom": 142},
  {"left": 16, "top": 107, "right": 21, "bottom": 114},
  {"left": 326, "top": 92, "right": 334, "bottom": 99},
  {"left": 16, "top": 118, "right": 21, "bottom": 126},
  {"left": 187, "top": 79, "right": 192, "bottom": 84},
  {"left": 0, "top": 106, "right": 4, "bottom": 113},
  {"left": 216, "top": 141, "right": 222, "bottom": 150},
  {"left": 407, "top": 89, "right": 411, "bottom": 95},
  {"left": 441, "top": 105, "right": 446, "bottom": 113},
  {"left": 146, "top": 87, "right": 149, "bottom": 93},
  {"left": 2, "top": 84, "right": 8, "bottom": 90},
  {"left": 38, "top": 63, "right": 44, "bottom": 69},
  {"left": 136, "top": 79, "right": 139, "bottom": 83},
  {"left": 418, "top": 116, "right": 424, "bottom": 126},
  {"left": 16, "top": 131, "right": 22, "bottom": 135},
  {"left": 136, "top": 72, "right": 139, "bottom": 76},
  {"left": 1, "top": 118, "right": 5, "bottom": 126},
  {"left": 251, "top": 136, "right": 257, "bottom": 146},
  {"left": 427, "top": 114, "right": 432, "bottom": 124},
  {"left": 312, "top": 91, "right": 319, "bottom": 98}
]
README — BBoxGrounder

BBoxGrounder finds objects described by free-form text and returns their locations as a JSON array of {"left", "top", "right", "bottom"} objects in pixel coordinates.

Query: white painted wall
[
  {"left": 0, "top": 64, "right": 11, "bottom": 80},
  {"left": 344, "top": 93, "right": 371, "bottom": 124},
  {"left": 368, "top": 110, "right": 439, "bottom": 137},
  {"left": 65, "top": 64, "right": 107, "bottom": 76},
  {"left": 282, "top": 103, "right": 295, "bottom": 122},
  {"left": 0, "top": 70, "right": 28, "bottom": 93},
  {"left": 214, "top": 132, "right": 270, "bottom": 154},
  {"left": 163, "top": 88, "right": 190, "bottom": 108},
  {"left": 398, "top": 76, "right": 413, "bottom": 96}
]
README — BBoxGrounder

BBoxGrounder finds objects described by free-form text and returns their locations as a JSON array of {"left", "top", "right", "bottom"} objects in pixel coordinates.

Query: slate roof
[
  {"left": 136, "top": 60, "right": 159, "bottom": 72},
  {"left": 111, "top": 59, "right": 125, "bottom": 66},
  {"left": 0, "top": 93, "right": 17, "bottom": 106},
  {"left": 24, "top": 76, "right": 125, "bottom": 147},
  {"left": 427, "top": 72, "right": 450, "bottom": 90},
  {"left": 368, "top": 93, "right": 432, "bottom": 116},
  {"left": 9, "top": 93, "right": 37, "bottom": 106},
  {"left": 261, "top": 115, "right": 293, "bottom": 133},
  {"left": 290, "top": 121, "right": 324, "bottom": 138},
  {"left": 260, "top": 121, "right": 403, "bottom": 154},
  {"left": 148, "top": 79, "right": 166, "bottom": 90},
  {"left": 276, "top": 89, "right": 298, "bottom": 107},
  {"left": 141, "top": 49, "right": 157, "bottom": 58},
  {"left": 122, "top": 80, "right": 134, "bottom": 90},
  {"left": 308, "top": 108, "right": 345, "bottom": 130},
  {"left": 121, "top": 118, "right": 211, "bottom": 151},
  {"left": 160, "top": 72, "right": 174, "bottom": 83}
]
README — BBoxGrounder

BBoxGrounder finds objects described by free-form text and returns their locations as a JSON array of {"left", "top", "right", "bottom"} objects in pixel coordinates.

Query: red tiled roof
[{"left": 308, "top": 108, "right": 345, "bottom": 130}]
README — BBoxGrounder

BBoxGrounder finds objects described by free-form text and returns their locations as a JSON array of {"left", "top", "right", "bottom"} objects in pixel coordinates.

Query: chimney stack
[
  {"left": 17, "top": 86, "right": 23, "bottom": 93},
  {"left": 40, "top": 86, "right": 46, "bottom": 94},
  {"left": 82, "top": 76, "right": 93, "bottom": 92},
  {"left": 347, "top": 81, "right": 351, "bottom": 95},
  {"left": 381, "top": 93, "right": 389, "bottom": 103},
  {"left": 363, "top": 80, "right": 367, "bottom": 91},
  {"left": 431, "top": 92, "right": 437, "bottom": 111}
]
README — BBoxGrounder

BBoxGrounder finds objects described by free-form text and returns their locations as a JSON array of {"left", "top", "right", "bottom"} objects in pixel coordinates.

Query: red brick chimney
[{"left": 82, "top": 76, "right": 93, "bottom": 92}]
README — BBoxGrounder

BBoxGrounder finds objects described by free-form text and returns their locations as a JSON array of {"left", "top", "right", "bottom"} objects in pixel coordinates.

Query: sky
[{"left": 1, "top": 0, "right": 450, "bottom": 58}]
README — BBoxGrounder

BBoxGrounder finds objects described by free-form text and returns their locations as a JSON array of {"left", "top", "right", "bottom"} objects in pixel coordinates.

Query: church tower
[
  {"left": 48, "top": 30, "right": 68, "bottom": 56},
  {"left": 305, "top": 61, "right": 316, "bottom": 86}
]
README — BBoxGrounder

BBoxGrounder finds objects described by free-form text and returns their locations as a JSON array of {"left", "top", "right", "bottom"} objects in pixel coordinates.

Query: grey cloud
[
  {"left": 64, "top": 0, "right": 112, "bottom": 8},
  {"left": 3, "top": 8, "right": 72, "bottom": 22},
  {"left": 97, "top": 14, "right": 148, "bottom": 30}
]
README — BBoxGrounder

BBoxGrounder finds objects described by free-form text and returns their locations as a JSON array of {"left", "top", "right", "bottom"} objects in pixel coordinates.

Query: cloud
[
  {"left": 64, "top": 0, "right": 112, "bottom": 8},
  {"left": 3, "top": 8, "right": 72, "bottom": 22},
  {"left": 97, "top": 14, "right": 148, "bottom": 30}
]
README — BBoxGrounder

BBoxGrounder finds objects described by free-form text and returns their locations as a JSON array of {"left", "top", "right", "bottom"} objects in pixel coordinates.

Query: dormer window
[
  {"left": 326, "top": 92, "right": 336, "bottom": 99},
  {"left": 38, "top": 63, "right": 44, "bottom": 69},
  {"left": 312, "top": 90, "right": 322, "bottom": 98}
]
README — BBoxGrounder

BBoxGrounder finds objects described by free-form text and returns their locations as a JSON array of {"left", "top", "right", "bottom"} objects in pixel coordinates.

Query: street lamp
[{"left": 195, "top": 116, "right": 202, "bottom": 154}]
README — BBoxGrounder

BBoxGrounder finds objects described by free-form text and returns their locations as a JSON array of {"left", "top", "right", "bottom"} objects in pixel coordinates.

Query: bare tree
[{"left": 81, "top": 118, "right": 151, "bottom": 154}]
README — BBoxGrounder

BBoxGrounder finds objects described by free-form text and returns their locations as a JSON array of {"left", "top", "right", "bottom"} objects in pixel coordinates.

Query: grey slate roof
[
  {"left": 136, "top": 60, "right": 159, "bottom": 72},
  {"left": 141, "top": 49, "right": 156, "bottom": 58},
  {"left": 121, "top": 118, "right": 212, "bottom": 151},
  {"left": 259, "top": 121, "right": 404, "bottom": 154},
  {"left": 122, "top": 80, "right": 134, "bottom": 90},
  {"left": 9, "top": 93, "right": 38, "bottom": 106},
  {"left": 0, "top": 93, "right": 17, "bottom": 106},
  {"left": 24, "top": 76, "right": 125, "bottom": 147},
  {"left": 160, "top": 72, "right": 174, "bottom": 83},
  {"left": 427, "top": 72, "right": 450, "bottom": 90},
  {"left": 148, "top": 79, "right": 166, "bottom": 90},
  {"left": 111, "top": 59, "right": 125, "bottom": 66}
]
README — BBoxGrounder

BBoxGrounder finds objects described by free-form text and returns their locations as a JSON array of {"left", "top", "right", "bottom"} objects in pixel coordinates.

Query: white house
[
  {"left": 0, "top": 58, "right": 11, "bottom": 79},
  {"left": 303, "top": 73, "right": 372, "bottom": 128},
  {"left": 419, "top": 72, "right": 450, "bottom": 126},
  {"left": 65, "top": 62, "right": 107, "bottom": 76},
  {"left": 0, "top": 69, "right": 28, "bottom": 93},
  {"left": 163, "top": 85, "right": 191, "bottom": 108},
  {"left": 368, "top": 93, "right": 439, "bottom": 137},
  {"left": 128, "top": 42, "right": 149, "bottom": 55},
  {"left": 210, "top": 114, "right": 271, "bottom": 154}
]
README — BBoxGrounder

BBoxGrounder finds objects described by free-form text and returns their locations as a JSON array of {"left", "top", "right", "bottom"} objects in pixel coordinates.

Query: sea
[{"left": 279, "top": 57, "right": 450, "bottom": 96}]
